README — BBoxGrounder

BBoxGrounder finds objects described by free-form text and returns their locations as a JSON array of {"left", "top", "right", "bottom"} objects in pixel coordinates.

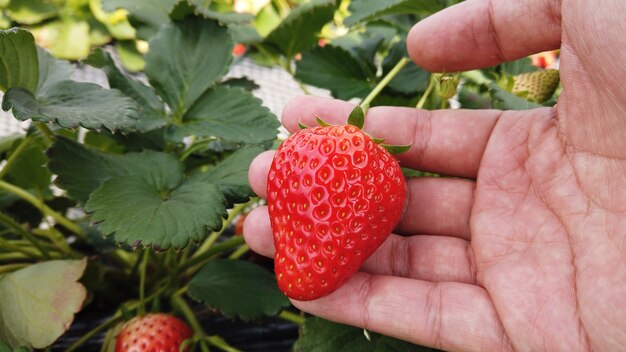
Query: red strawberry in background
[
  {"left": 115, "top": 313, "right": 193, "bottom": 352},
  {"left": 267, "top": 119, "right": 407, "bottom": 301}
]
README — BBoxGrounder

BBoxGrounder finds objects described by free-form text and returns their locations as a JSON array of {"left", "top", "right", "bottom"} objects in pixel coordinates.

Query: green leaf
[
  {"left": 489, "top": 83, "right": 541, "bottom": 110},
  {"left": 48, "top": 19, "right": 91, "bottom": 60},
  {"left": 0, "top": 13, "right": 10, "bottom": 30},
  {"left": 0, "top": 342, "right": 30, "bottom": 352},
  {"left": 2, "top": 81, "right": 140, "bottom": 132},
  {"left": 89, "top": 0, "right": 136, "bottom": 40},
  {"left": 348, "top": 105, "right": 365, "bottom": 129},
  {"left": 86, "top": 48, "right": 166, "bottom": 132},
  {"left": 36, "top": 47, "right": 73, "bottom": 97},
  {"left": 296, "top": 45, "right": 373, "bottom": 100},
  {"left": 381, "top": 143, "right": 411, "bottom": 155},
  {"left": 345, "top": 0, "right": 445, "bottom": 27},
  {"left": 228, "top": 24, "right": 262, "bottom": 45},
  {"left": 116, "top": 41, "right": 145, "bottom": 73},
  {"left": 145, "top": 17, "right": 234, "bottom": 117},
  {"left": 102, "top": 0, "right": 178, "bottom": 39},
  {"left": 188, "top": 259, "right": 289, "bottom": 320},
  {"left": 501, "top": 57, "right": 537, "bottom": 76},
  {"left": 187, "top": 0, "right": 254, "bottom": 24},
  {"left": 333, "top": 25, "right": 397, "bottom": 76},
  {"left": 0, "top": 259, "right": 87, "bottom": 349},
  {"left": 168, "top": 85, "right": 279, "bottom": 144},
  {"left": 294, "top": 317, "right": 439, "bottom": 352},
  {"left": 0, "top": 28, "right": 38, "bottom": 93},
  {"left": 193, "top": 145, "right": 264, "bottom": 204},
  {"left": 222, "top": 77, "right": 259, "bottom": 92},
  {"left": 382, "top": 39, "right": 430, "bottom": 94},
  {"left": 85, "top": 174, "right": 226, "bottom": 249},
  {"left": 265, "top": 0, "right": 336, "bottom": 59},
  {"left": 6, "top": 0, "right": 58, "bottom": 25},
  {"left": 48, "top": 137, "right": 179, "bottom": 204},
  {"left": 5, "top": 136, "right": 51, "bottom": 196}
]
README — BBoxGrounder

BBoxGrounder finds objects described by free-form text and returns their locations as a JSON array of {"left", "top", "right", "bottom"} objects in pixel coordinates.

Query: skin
[{"left": 244, "top": 0, "right": 626, "bottom": 350}]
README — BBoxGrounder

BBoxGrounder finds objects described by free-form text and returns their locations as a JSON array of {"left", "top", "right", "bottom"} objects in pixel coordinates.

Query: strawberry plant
[{"left": 0, "top": 0, "right": 562, "bottom": 351}]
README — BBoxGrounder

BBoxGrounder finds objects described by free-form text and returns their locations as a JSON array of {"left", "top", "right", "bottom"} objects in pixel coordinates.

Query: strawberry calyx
[{"left": 297, "top": 105, "right": 411, "bottom": 155}]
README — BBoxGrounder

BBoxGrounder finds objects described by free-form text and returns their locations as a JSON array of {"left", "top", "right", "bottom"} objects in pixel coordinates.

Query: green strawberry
[
  {"left": 115, "top": 313, "right": 193, "bottom": 352},
  {"left": 512, "top": 69, "right": 560, "bottom": 103},
  {"left": 267, "top": 123, "right": 406, "bottom": 301}
]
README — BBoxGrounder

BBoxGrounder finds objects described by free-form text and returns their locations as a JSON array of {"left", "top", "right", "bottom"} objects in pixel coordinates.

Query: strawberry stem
[
  {"left": 278, "top": 310, "right": 306, "bottom": 325},
  {"left": 138, "top": 249, "right": 150, "bottom": 315},
  {"left": 0, "top": 180, "right": 85, "bottom": 239},
  {"left": 360, "top": 57, "right": 410, "bottom": 109},
  {"left": 416, "top": 74, "right": 436, "bottom": 109},
  {"left": 173, "top": 295, "right": 243, "bottom": 352},
  {"left": 176, "top": 236, "right": 245, "bottom": 275}
]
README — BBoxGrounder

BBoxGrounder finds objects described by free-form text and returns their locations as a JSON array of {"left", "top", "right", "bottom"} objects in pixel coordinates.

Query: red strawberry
[
  {"left": 115, "top": 313, "right": 193, "bottom": 352},
  {"left": 267, "top": 124, "right": 406, "bottom": 301}
]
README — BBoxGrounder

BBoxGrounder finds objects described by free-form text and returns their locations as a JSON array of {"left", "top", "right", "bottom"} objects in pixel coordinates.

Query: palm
[
  {"left": 471, "top": 109, "right": 588, "bottom": 350},
  {"left": 244, "top": 0, "right": 626, "bottom": 350}
]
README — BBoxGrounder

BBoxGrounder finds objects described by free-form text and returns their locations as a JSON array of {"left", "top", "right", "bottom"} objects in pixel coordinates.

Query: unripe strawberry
[
  {"left": 267, "top": 124, "right": 406, "bottom": 301},
  {"left": 115, "top": 313, "right": 193, "bottom": 352},
  {"left": 512, "top": 69, "right": 560, "bottom": 103}
]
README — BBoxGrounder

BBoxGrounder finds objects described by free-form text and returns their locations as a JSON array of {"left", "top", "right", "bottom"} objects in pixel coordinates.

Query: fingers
[
  {"left": 291, "top": 273, "right": 511, "bottom": 352},
  {"left": 249, "top": 152, "right": 475, "bottom": 240},
  {"left": 248, "top": 150, "right": 274, "bottom": 198},
  {"left": 400, "top": 177, "right": 474, "bottom": 240},
  {"left": 243, "top": 207, "right": 476, "bottom": 283},
  {"left": 362, "top": 235, "right": 475, "bottom": 284},
  {"left": 281, "top": 96, "right": 500, "bottom": 178},
  {"left": 407, "top": 0, "right": 562, "bottom": 72}
]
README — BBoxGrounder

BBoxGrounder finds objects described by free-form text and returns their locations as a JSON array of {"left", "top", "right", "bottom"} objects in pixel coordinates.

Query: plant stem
[
  {"left": 0, "top": 237, "right": 42, "bottom": 259},
  {"left": 192, "top": 201, "right": 252, "bottom": 259},
  {"left": 0, "top": 263, "right": 29, "bottom": 274},
  {"left": 180, "top": 137, "right": 216, "bottom": 161},
  {"left": 64, "top": 315, "right": 123, "bottom": 352},
  {"left": 0, "top": 135, "right": 31, "bottom": 179},
  {"left": 441, "top": 98, "right": 448, "bottom": 109},
  {"left": 361, "top": 57, "right": 411, "bottom": 109},
  {"left": 0, "top": 211, "right": 50, "bottom": 258},
  {"left": 176, "top": 236, "right": 245, "bottom": 275},
  {"left": 228, "top": 243, "right": 249, "bottom": 259},
  {"left": 173, "top": 294, "right": 242, "bottom": 352},
  {"left": 138, "top": 249, "right": 150, "bottom": 315},
  {"left": 278, "top": 310, "right": 306, "bottom": 325},
  {"left": 172, "top": 294, "right": 204, "bottom": 335},
  {"left": 0, "top": 180, "right": 84, "bottom": 238},
  {"left": 35, "top": 123, "right": 55, "bottom": 144},
  {"left": 416, "top": 74, "right": 436, "bottom": 109}
]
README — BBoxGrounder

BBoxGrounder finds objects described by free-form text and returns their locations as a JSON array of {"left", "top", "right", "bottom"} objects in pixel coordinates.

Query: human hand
[{"left": 244, "top": 0, "right": 626, "bottom": 350}]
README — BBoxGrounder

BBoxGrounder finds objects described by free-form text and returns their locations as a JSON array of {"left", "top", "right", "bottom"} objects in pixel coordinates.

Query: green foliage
[
  {"left": 345, "top": 0, "right": 445, "bottom": 26},
  {"left": 0, "top": 28, "right": 38, "bottom": 93},
  {"left": 265, "top": 0, "right": 336, "bottom": 59},
  {"left": 294, "top": 317, "right": 439, "bottom": 351},
  {"left": 3, "top": 82, "right": 140, "bottom": 132},
  {"left": 188, "top": 259, "right": 290, "bottom": 320},
  {"left": 145, "top": 17, "right": 233, "bottom": 118},
  {"left": 296, "top": 45, "right": 374, "bottom": 100},
  {"left": 0, "top": 260, "right": 87, "bottom": 349}
]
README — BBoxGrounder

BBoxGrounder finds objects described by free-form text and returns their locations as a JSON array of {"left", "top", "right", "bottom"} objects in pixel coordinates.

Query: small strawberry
[
  {"left": 232, "top": 43, "right": 246, "bottom": 57},
  {"left": 512, "top": 69, "right": 560, "bottom": 103},
  {"left": 115, "top": 313, "right": 193, "bottom": 352},
  {"left": 267, "top": 113, "right": 407, "bottom": 301}
]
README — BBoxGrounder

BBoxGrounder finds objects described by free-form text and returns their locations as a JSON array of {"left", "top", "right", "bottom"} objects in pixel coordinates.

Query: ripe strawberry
[
  {"left": 267, "top": 124, "right": 406, "bottom": 301},
  {"left": 115, "top": 313, "right": 193, "bottom": 352},
  {"left": 512, "top": 69, "right": 560, "bottom": 103}
]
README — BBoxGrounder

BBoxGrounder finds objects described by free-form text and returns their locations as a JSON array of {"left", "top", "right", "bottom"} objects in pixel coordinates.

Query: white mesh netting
[{"left": 0, "top": 57, "right": 331, "bottom": 137}]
